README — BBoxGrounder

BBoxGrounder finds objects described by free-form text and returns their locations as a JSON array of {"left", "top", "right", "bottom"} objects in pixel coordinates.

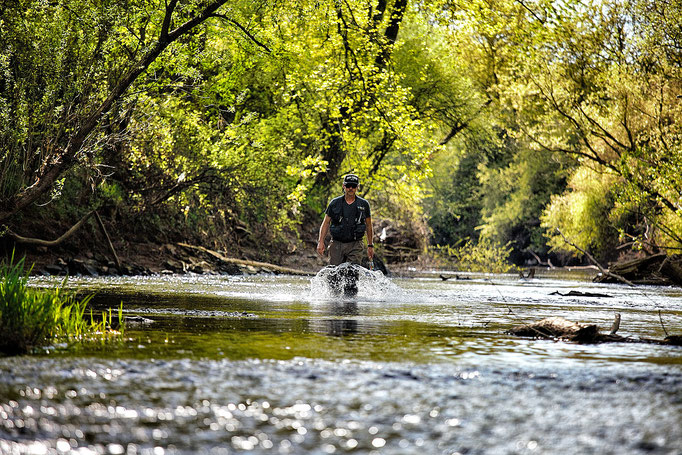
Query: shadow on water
[{"left": 2, "top": 269, "right": 681, "bottom": 454}]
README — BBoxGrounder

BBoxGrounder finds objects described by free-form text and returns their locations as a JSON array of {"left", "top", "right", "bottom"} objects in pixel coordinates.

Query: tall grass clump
[{"left": 0, "top": 254, "right": 122, "bottom": 355}]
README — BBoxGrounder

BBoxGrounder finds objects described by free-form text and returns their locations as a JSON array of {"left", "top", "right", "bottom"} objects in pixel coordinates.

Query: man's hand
[{"left": 316, "top": 241, "right": 325, "bottom": 256}]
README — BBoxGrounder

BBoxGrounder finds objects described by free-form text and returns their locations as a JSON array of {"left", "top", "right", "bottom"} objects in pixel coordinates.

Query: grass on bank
[{"left": 0, "top": 254, "right": 123, "bottom": 355}]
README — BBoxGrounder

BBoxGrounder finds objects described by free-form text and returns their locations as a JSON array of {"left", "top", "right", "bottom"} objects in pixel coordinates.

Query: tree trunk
[{"left": 314, "top": 0, "right": 408, "bottom": 190}]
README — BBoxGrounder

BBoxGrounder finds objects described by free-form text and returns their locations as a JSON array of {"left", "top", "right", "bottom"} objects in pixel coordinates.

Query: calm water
[{"left": 1, "top": 268, "right": 681, "bottom": 454}]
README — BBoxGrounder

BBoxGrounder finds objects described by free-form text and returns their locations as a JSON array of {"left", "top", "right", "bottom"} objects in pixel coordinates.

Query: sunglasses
[{"left": 344, "top": 183, "right": 358, "bottom": 188}]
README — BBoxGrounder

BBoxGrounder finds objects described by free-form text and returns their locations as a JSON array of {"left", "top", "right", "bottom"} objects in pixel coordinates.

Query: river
[{"left": 1, "top": 268, "right": 681, "bottom": 454}]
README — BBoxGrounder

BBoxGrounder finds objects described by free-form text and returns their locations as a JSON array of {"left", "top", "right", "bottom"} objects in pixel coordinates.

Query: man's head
[{"left": 343, "top": 174, "right": 359, "bottom": 190}]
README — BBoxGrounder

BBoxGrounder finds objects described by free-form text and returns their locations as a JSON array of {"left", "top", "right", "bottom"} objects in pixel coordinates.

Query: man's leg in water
[
  {"left": 328, "top": 240, "right": 344, "bottom": 266},
  {"left": 344, "top": 241, "right": 364, "bottom": 265}
]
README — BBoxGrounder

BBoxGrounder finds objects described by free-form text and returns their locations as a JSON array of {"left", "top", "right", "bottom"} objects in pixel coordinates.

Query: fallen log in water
[
  {"left": 507, "top": 316, "right": 682, "bottom": 346},
  {"left": 594, "top": 254, "right": 682, "bottom": 286}
]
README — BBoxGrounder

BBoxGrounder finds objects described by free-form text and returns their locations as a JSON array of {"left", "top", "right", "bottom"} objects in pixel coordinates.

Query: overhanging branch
[
  {"left": 212, "top": 14, "right": 272, "bottom": 53},
  {"left": 556, "top": 228, "right": 634, "bottom": 286}
]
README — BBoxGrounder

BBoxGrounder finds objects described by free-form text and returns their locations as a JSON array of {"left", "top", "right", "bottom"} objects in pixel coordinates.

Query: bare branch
[
  {"left": 4, "top": 211, "right": 95, "bottom": 247},
  {"left": 576, "top": 103, "right": 628, "bottom": 152},
  {"left": 514, "top": 0, "right": 546, "bottom": 24},
  {"left": 212, "top": 14, "right": 272, "bottom": 53},
  {"left": 609, "top": 313, "right": 621, "bottom": 335},
  {"left": 555, "top": 228, "right": 635, "bottom": 286}
]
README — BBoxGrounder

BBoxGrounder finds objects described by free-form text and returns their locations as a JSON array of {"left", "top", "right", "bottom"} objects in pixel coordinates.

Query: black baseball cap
[{"left": 343, "top": 174, "right": 360, "bottom": 185}]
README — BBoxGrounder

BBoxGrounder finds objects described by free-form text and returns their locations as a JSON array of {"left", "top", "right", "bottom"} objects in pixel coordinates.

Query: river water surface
[{"left": 1, "top": 268, "right": 681, "bottom": 454}]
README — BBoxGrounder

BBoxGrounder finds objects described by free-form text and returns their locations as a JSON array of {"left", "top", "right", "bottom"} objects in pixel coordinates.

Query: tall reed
[{"left": 0, "top": 253, "right": 122, "bottom": 355}]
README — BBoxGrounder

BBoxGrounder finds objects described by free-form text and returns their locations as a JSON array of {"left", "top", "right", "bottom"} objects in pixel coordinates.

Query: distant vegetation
[
  {"left": 0, "top": 255, "right": 123, "bottom": 355},
  {"left": 1, "top": 0, "right": 680, "bottom": 267}
]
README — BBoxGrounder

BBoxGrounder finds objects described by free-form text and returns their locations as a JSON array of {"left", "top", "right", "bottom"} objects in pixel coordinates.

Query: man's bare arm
[{"left": 317, "top": 215, "right": 331, "bottom": 256}]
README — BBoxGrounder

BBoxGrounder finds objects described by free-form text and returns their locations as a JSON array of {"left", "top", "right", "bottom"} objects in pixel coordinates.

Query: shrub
[{"left": 431, "top": 239, "right": 515, "bottom": 273}]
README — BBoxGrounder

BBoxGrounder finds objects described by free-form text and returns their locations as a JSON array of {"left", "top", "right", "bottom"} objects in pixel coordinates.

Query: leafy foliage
[
  {"left": 540, "top": 166, "right": 620, "bottom": 259},
  {"left": 2, "top": 0, "right": 682, "bottom": 267},
  {"left": 431, "top": 239, "right": 515, "bottom": 273},
  {"left": 427, "top": 0, "right": 682, "bottom": 262}
]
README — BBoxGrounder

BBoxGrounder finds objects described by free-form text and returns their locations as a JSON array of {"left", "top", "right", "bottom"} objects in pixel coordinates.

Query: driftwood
[
  {"left": 594, "top": 253, "right": 682, "bottom": 286},
  {"left": 556, "top": 227, "right": 682, "bottom": 286},
  {"left": 439, "top": 274, "right": 471, "bottom": 281},
  {"left": 508, "top": 317, "right": 603, "bottom": 343},
  {"left": 177, "top": 242, "right": 312, "bottom": 276},
  {"left": 507, "top": 315, "right": 682, "bottom": 346},
  {"left": 5, "top": 210, "right": 122, "bottom": 268}
]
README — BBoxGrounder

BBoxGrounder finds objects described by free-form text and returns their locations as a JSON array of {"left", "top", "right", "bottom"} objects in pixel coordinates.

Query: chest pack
[{"left": 328, "top": 198, "right": 367, "bottom": 243}]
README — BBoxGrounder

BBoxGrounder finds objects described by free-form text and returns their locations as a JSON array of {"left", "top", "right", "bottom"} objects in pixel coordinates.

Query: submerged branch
[{"left": 658, "top": 310, "right": 669, "bottom": 337}]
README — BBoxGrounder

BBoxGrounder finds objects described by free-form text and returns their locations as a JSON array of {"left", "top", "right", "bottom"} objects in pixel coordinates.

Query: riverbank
[
  {"left": 3, "top": 210, "right": 439, "bottom": 277},
  {"left": 6, "top": 240, "right": 321, "bottom": 277},
  {"left": 2, "top": 208, "right": 432, "bottom": 277},
  {"left": 6, "top": 239, "right": 430, "bottom": 278},
  {"left": 5, "top": 226, "right": 681, "bottom": 286}
]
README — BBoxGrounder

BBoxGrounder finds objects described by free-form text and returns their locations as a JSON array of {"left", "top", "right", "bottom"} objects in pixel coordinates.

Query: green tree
[
  {"left": 428, "top": 0, "right": 682, "bottom": 262},
  {"left": 0, "top": 0, "right": 231, "bottom": 223},
  {"left": 420, "top": 0, "right": 575, "bottom": 261},
  {"left": 507, "top": 0, "right": 682, "bottom": 256}
]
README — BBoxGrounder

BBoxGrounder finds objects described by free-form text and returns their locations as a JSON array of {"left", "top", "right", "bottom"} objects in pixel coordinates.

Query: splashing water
[{"left": 309, "top": 263, "right": 403, "bottom": 300}]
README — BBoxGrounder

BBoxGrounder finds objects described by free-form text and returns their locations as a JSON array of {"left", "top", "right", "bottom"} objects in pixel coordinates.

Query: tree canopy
[{"left": 1, "top": 0, "right": 680, "bottom": 265}]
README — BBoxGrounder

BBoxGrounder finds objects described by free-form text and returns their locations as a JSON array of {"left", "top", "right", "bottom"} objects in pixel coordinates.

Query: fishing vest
[{"left": 327, "top": 196, "right": 369, "bottom": 243}]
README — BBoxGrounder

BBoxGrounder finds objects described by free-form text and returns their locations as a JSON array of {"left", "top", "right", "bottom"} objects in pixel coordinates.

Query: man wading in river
[{"left": 316, "top": 174, "right": 374, "bottom": 266}]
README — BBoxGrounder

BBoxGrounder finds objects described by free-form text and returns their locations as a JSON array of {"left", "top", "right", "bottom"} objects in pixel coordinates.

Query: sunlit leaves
[
  {"left": 483, "top": 0, "right": 682, "bottom": 255},
  {"left": 541, "top": 166, "right": 620, "bottom": 257}
]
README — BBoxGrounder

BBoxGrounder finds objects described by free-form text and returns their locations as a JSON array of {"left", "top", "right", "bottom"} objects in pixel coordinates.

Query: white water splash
[{"left": 309, "top": 263, "right": 404, "bottom": 301}]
